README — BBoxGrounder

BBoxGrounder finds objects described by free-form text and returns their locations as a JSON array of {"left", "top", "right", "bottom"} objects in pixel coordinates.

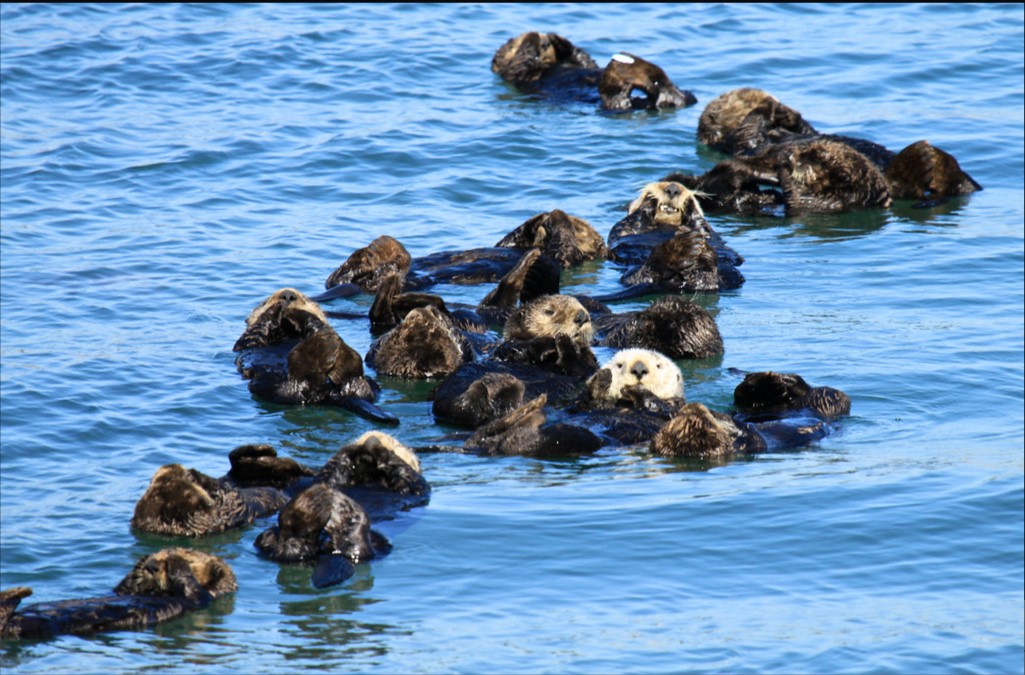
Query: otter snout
[{"left": 630, "top": 360, "right": 649, "bottom": 381}]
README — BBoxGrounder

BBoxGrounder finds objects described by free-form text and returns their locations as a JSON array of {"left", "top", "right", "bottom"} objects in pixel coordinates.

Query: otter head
[
  {"left": 628, "top": 181, "right": 706, "bottom": 230},
  {"left": 504, "top": 294, "right": 593, "bottom": 346},
  {"left": 651, "top": 403, "right": 739, "bottom": 459},
  {"left": 697, "top": 88, "right": 816, "bottom": 152},
  {"left": 113, "top": 548, "right": 238, "bottom": 600},
  {"left": 491, "top": 32, "right": 598, "bottom": 90},
  {"left": 325, "top": 235, "right": 412, "bottom": 292},
  {"left": 234, "top": 288, "right": 329, "bottom": 352},
  {"left": 884, "top": 140, "right": 982, "bottom": 200},
  {"left": 599, "top": 53, "right": 696, "bottom": 111},
  {"left": 495, "top": 209, "right": 608, "bottom": 268},
  {"left": 599, "top": 348, "right": 684, "bottom": 401},
  {"left": 131, "top": 464, "right": 220, "bottom": 537}
]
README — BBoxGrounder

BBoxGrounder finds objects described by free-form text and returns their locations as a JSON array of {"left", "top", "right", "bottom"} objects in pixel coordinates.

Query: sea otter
[
  {"left": 0, "top": 549, "right": 237, "bottom": 640},
  {"left": 233, "top": 288, "right": 397, "bottom": 424},
  {"left": 592, "top": 295, "right": 724, "bottom": 360},
  {"left": 602, "top": 182, "right": 745, "bottom": 295},
  {"left": 131, "top": 463, "right": 289, "bottom": 538},
  {"left": 650, "top": 401, "right": 834, "bottom": 459},
  {"left": 254, "top": 482, "right": 391, "bottom": 589},
  {"left": 365, "top": 305, "right": 476, "bottom": 379},
  {"left": 560, "top": 348, "right": 687, "bottom": 446},
  {"left": 464, "top": 393, "right": 604, "bottom": 457},
  {"left": 883, "top": 139, "right": 983, "bottom": 201},
  {"left": 321, "top": 210, "right": 602, "bottom": 299},
  {"left": 491, "top": 32, "right": 696, "bottom": 111},
  {"left": 315, "top": 431, "right": 431, "bottom": 521},
  {"left": 697, "top": 87, "right": 817, "bottom": 156},
  {"left": 732, "top": 370, "right": 851, "bottom": 422}
]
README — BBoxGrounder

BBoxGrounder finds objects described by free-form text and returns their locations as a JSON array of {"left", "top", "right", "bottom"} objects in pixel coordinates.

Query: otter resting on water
[
  {"left": 1, "top": 549, "right": 237, "bottom": 640},
  {"left": 491, "top": 32, "right": 696, "bottom": 111}
]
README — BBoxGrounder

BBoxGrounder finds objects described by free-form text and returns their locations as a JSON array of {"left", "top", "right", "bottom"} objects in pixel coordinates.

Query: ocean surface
[{"left": 1, "top": 3, "right": 1022, "bottom": 674}]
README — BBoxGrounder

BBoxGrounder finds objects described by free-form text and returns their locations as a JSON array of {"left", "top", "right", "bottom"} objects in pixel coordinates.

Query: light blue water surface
[{"left": 1, "top": 3, "right": 1023, "bottom": 674}]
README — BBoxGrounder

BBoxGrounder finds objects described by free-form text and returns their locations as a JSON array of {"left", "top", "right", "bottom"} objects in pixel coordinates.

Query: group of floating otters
[{"left": 2, "top": 32, "right": 981, "bottom": 641}]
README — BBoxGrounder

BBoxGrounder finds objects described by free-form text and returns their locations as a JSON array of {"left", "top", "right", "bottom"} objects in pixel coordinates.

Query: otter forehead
[
  {"left": 697, "top": 87, "right": 780, "bottom": 144},
  {"left": 245, "top": 288, "right": 327, "bottom": 326}
]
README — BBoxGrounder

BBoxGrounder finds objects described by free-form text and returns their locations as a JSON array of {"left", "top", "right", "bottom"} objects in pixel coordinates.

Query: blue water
[{"left": 1, "top": 3, "right": 1022, "bottom": 673}]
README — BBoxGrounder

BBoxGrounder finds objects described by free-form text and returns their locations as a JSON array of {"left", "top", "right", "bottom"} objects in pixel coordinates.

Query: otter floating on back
[
  {"left": 491, "top": 32, "right": 696, "bottom": 111},
  {"left": 1, "top": 549, "right": 237, "bottom": 641}
]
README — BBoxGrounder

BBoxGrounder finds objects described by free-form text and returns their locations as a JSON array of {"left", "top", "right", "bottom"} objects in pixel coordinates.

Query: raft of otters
[{"left": 3, "top": 32, "right": 983, "bottom": 641}]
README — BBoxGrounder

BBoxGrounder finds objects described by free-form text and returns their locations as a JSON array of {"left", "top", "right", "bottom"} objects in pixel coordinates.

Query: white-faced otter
[
  {"left": 234, "top": 288, "right": 397, "bottom": 424},
  {"left": 590, "top": 348, "right": 685, "bottom": 402},
  {"left": 366, "top": 305, "right": 476, "bottom": 379},
  {"left": 131, "top": 463, "right": 289, "bottom": 538},
  {"left": 732, "top": 370, "right": 851, "bottom": 422},
  {"left": 650, "top": 401, "right": 834, "bottom": 459},
  {"left": 254, "top": 482, "right": 391, "bottom": 589},
  {"left": 491, "top": 32, "right": 696, "bottom": 111},
  {"left": 593, "top": 295, "right": 724, "bottom": 360},
  {"left": 1, "top": 549, "right": 237, "bottom": 640}
]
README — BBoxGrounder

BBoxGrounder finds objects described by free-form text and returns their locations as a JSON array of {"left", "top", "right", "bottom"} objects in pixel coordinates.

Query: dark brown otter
[
  {"left": 464, "top": 394, "right": 603, "bottom": 457},
  {"left": 316, "top": 431, "right": 431, "bottom": 522},
  {"left": 651, "top": 400, "right": 835, "bottom": 459},
  {"left": 233, "top": 288, "right": 397, "bottom": 424},
  {"left": 884, "top": 139, "right": 982, "bottom": 200},
  {"left": 732, "top": 371, "right": 851, "bottom": 422},
  {"left": 254, "top": 482, "right": 391, "bottom": 589},
  {"left": 697, "top": 87, "right": 817, "bottom": 155},
  {"left": 593, "top": 295, "right": 724, "bottom": 360},
  {"left": 1, "top": 549, "right": 237, "bottom": 640},
  {"left": 492, "top": 32, "right": 695, "bottom": 111},
  {"left": 323, "top": 235, "right": 412, "bottom": 295},
  {"left": 366, "top": 305, "right": 475, "bottom": 379},
  {"left": 131, "top": 463, "right": 288, "bottom": 538},
  {"left": 494, "top": 209, "right": 608, "bottom": 268}
]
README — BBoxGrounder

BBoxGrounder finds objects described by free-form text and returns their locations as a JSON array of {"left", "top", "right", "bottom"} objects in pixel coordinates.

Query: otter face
[
  {"left": 244, "top": 288, "right": 327, "bottom": 328},
  {"left": 505, "top": 295, "right": 593, "bottom": 345},
  {"left": 599, "top": 53, "right": 696, "bottom": 111},
  {"left": 627, "top": 181, "right": 705, "bottom": 229},
  {"left": 603, "top": 348, "right": 684, "bottom": 400}
]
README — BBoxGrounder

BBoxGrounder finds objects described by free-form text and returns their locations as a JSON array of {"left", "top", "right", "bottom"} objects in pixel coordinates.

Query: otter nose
[
  {"left": 630, "top": 361, "right": 648, "bottom": 381},
  {"left": 574, "top": 310, "right": 589, "bottom": 326},
  {"left": 664, "top": 183, "right": 681, "bottom": 200},
  {"left": 280, "top": 290, "right": 298, "bottom": 303}
]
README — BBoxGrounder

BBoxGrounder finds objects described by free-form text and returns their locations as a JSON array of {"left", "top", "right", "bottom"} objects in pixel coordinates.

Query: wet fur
[{"left": 1, "top": 549, "right": 236, "bottom": 640}]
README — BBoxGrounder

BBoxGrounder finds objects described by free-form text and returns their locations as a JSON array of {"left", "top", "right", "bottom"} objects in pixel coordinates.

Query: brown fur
[
  {"left": 598, "top": 53, "right": 696, "bottom": 111},
  {"left": 233, "top": 288, "right": 329, "bottom": 352},
  {"left": 594, "top": 295, "right": 724, "bottom": 360},
  {"left": 1, "top": 549, "right": 236, "bottom": 640},
  {"left": 495, "top": 209, "right": 607, "bottom": 268},
  {"left": 502, "top": 294, "right": 594, "bottom": 346},
  {"left": 465, "top": 394, "right": 603, "bottom": 457},
  {"left": 772, "top": 138, "right": 893, "bottom": 213},
  {"left": 491, "top": 32, "right": 598, "bottom": 90},
  {"left": 733, "top": 371, "right": 851, "bottom": 421},
  {"left": 651, "top": 402, "right": 758, "bottom": 459},
  {"left": 367, "top": 305, "right": 473, "bottom": 379},
  {"left": 324, "top": 235, "right": 412, "bottom": 292},
  {"left": 884, "top": 140, "right": 982, "bottom": 199},
  {"left": 131, "top": 464, "right": 287, "bottom": 537},
  {"left": 431, "top": 371, "right": 527, "bottom": 429},
  {"left": 697, "top": 88, "right": 816, "bottom": 153},
  {"left": 620, "top": 229, "right": 723, "bottom": 293}
]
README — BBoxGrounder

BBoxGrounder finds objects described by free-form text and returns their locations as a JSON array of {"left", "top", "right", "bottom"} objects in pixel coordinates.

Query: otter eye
[{"left": 544, "top": 309, "right": 556, "bottom": 317}]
